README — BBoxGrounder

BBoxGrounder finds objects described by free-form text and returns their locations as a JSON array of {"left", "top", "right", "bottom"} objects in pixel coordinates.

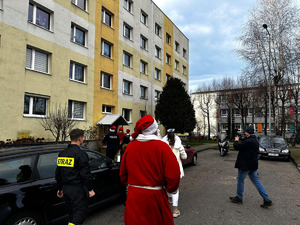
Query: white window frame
[
  {"left": 141, "top": 35, "right": 148, "bottom": 50},
  {"left": 182, "top": 65, "right": 187, "bottom": 75},
  {"left": 68, "top": 100, "right": 85, "bottom": 120},
  {"left": 175, "top": 60, "right": 179, "bottom": 71},
  {"left": 221, "top": 109, "right": 228, "bottom": 117},
  {"left": 155, "top": 68, "right": 161, "bottom": 80},
  {"left": 26, "top": 47, "right": 49, "bottom": 74},
  {"left": 123, "top": 51, "right": 132, "bottom": 68},
  {"left": 100, "top": 72, "right": 112, "bottom": 90},
  {"left": 123, "top": 80, "right": 132, "bottom": 95},
  {"left": 0, "top": 0, "right": 3, "bottom": 10},
  {"left": 155, "top": 46, "right": 161, "bottom": 59},
  {"left": 101, "top": 40, "right": 112, "bottom": 58},
  {"left": 166, "top": 33, "right": 171, "bottom": 45},
  {"left": 23, "top": 94, "right": 48, "bottom": 118},
  {"left": 102, "top": 105, "right": 113, "bottom": 114},
  {"left": 140, "top": 85, "right": 148, "bottom": 99},
  {"left": 102, "top": 8, "right": 113, "bottom": 27},
  {"left": 140, "top": 60, "right": 147, "bottom": 74},
  {"left": 28, "top": 3, "right": 51, "bottom": 31},
  {"left": 69, "top": 61, "right": 86, "bottom": 83},
  {"left": 71, "top": 23, "right": 87, "bottom": 47},
  {"left": 166, "top": 54, "right": 171, "bottom": 65},
  {"left": 122, "top": 108, "right": 132, "bottom": 122},
  {"left": 155, "top": 23, "right": 161, "bottom": 37},
  {"left": 141, "top": 10, "right": 148, "bottom": 25},
  {"left": 123, "top": 0, "right": 133, "bottom": 13},
  {"left": 71, "top": 0, "right": 87, "bottom": 11},
  {"left": 175, "top": 41, "right": 180, "bottom": 53},
  {"left": 123, "top": 23, "right": 132, "bottom": 40}
]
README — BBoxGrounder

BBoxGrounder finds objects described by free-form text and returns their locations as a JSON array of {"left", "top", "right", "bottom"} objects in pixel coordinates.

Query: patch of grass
[{"left": 290, "top": 149, "right": 300, "bottom": 165}]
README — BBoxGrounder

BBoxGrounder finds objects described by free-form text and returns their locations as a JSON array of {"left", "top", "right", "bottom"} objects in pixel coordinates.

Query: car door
[
  {"left": 86, "top": 151, "right": 122, "bottom": 208},
  {"left": 32, "top": 151, "right": 68, "bottom": 224}
]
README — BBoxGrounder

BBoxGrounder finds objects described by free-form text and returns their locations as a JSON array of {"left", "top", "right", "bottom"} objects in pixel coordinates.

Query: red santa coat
[{"left": 120, "top": 135, "right": 180, "bottom": 225}]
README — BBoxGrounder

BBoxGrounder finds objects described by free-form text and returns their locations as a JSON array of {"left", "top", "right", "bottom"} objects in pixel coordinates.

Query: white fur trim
[{"left": 141, "top": 119, "right": 158, "bottom": 135}]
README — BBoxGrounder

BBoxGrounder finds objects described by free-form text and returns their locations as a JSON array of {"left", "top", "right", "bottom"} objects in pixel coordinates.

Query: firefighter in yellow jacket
[{"left": 55, "top": 129, "right": 95, "bottom": 225}]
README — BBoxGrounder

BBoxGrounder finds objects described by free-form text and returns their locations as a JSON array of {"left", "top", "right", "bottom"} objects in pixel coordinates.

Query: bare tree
[
  {"left": 236, "top": 0, "right": 300, "bottom": 134},
  {"left": 39, "top": 104, "right": 78, "bottom": 143}
]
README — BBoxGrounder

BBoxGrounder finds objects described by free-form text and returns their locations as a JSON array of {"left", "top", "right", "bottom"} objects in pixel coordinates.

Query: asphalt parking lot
[{"left": 85, "top": 149, "right": 300, "bottom": 225}]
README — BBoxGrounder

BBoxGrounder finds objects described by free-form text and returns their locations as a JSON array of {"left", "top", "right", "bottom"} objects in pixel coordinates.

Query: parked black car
[
  {"left": 0, "top": 145, "right": 125, "bottom": 225},
  {"left": 258, "top": 136, "right": 290, "bottom": 161}
]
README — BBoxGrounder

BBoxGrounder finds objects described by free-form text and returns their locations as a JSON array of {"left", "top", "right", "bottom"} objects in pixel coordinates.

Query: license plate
[{"left": 268, "top": 153, "right": 279, "bottom": 157}]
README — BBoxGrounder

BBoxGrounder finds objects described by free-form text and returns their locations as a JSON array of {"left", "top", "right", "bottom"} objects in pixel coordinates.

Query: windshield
[
  {"left": 272, "top": 137, "right": 287, "bottom": 148},
  {"left": 259, "top": 136, "right": 287, "bottom": 148},
  {"left": 260, "top": 136, "right": 271, "bottom": 146}
]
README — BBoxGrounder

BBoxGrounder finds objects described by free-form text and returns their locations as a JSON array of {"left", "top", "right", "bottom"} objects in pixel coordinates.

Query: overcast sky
[{"left": 152, "top": 0, "right": 258, "bottom": 92}]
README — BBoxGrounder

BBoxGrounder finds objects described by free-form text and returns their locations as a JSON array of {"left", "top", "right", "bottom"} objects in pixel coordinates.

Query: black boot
[
  {"left": 229, "top": 196, "right": 243, "bottom": 204},
  {"left": 260, "top": 199, "right": 272, "bottom": 208}
]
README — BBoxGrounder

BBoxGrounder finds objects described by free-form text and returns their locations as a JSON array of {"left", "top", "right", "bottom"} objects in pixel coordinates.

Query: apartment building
[{"left": 0, "top": 0, "right": 189, "bottom": 141}]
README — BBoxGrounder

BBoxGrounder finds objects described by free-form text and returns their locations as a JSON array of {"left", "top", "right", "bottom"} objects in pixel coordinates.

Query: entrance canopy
[{"left": 96, "top": 114, "right": 129, "bottom": 127}]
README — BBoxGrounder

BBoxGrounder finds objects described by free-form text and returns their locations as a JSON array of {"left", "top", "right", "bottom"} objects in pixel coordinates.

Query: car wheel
[
  {"left": 192, "top": 154, "right": 197, "bottom": 166},
  {"left": 4, "top": 211, "right": 43, "bottom": 225}
]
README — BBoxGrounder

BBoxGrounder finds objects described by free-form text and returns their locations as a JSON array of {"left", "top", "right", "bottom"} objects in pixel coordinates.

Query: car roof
[{"left": 0, "top": 144, "right": 69, "bottom": 157}]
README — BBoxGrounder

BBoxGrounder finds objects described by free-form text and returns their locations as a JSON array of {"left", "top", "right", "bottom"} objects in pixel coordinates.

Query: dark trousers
[
  {"left": 63, "top": 185, "right": 88, "bottom": 225},
  {"left": 106, "top": 149, "right": 117, "bottom": 160}
]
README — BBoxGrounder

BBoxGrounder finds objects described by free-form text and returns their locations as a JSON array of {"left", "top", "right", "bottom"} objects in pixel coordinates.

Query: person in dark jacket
[
  {"left": 230, "top": 126, "right": 272, "bottom": 208},
  {"left": 55, "top": 128, "right": 95, "bottom": 225},
  {"left": 102, "top": 126, "right": 120, "bottom": 160}
]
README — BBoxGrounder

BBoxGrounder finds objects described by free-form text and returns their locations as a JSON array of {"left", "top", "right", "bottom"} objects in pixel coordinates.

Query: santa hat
[
  {"left": 126, "top": 129, "right": 130, "bottom": 134},
  {"left": 119, "top": 127, "right": 123, "bottom": 131},
  {"left": 110, "top": 126, "right": 116, "bottom": 132},
  {"left": 131, "top": 115, "right": 158, "bottom": 139}
]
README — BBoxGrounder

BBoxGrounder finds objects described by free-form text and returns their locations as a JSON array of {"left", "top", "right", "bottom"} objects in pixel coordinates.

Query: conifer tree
[{"left": 155, "top": 78, "right": 196, "bottom": 133}]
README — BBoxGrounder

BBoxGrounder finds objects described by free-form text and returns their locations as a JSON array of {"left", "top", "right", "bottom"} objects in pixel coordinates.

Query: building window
[
  {"left": 140, "top": 110, "right": 147, "bottom": 118},
  {"left": 155, "top": 68, "right": 161, "bottom": 80},
  {"left": 71, "top": 24, "right": 86, "bottom": 46},
  {"left": 141, "top": 10, "right": 148, "bottom": 25},
  {"left": 155, "top": 90, "right": 160, "bottom": 100},
  {"left": 155, "top": 46, "right": 161, "bottom": 59},
  {"left": 175, "top": 60, "right": 179, "bottom": 71},
  {"left": 155, "top": 23, "right": 161, "bottom": 36},
  {"left": 123, "top": 80, "right": 132, "bottom": 95},
  {"left": 68, "top": 100, "right": 85, "bottom": 120},
  {"left": 141, "top": 35, "right": 148, "bottom": 50},
  {"left": 140, "top": 85, "right": 148, "bottom": 99},
  {"left": 123, "top": 51, "right": 132, "bottom": 67},
  {"left": 122, "top": 108, "right": 131, "bottom": 122},
  {"left": 71, "top": 0, "right": 87, "bottom": 11},
  {"left": 102, "top": 8, "right": 113, "bottom": 27},
  {"left": 123, "top": 0, "right": 133, "bottom": 13},
  {"left": 123, "top": 23, "right": 132, "bottom": 40},
  {"left": 26, "top": 47, "right": 49, "bottom": 74},
  {"left": 183, "top": 48, "right": 187, "bottom": 58},
  {"left": 248, "top": 108, "right": 253, "bottom": 117},
  {"left": 24, "top": 95, "right": 47, "bottom": 117},
  {"left": 221, "top": 109, "right": 228, "bottom": 117},
  {"left": 0, "top": 0, "right": 3, "bottom": 10},
  {"left": 28, "top": 3, "right": 51, "bottom": 30},
  {"left": 102, "top": 105, "right": 113, "bottom": 114},
  {"left": 234, "top": 124, "right": 241, "bottom": 131},
  {"left": 166, "top": 74, "right": 171, "bottom": 82},
  {"left": 69, "top": 61, "right": 85, "bottom": 83},
  {"left": 166, "top": 33, "right": 171, "bottom": 45},
  {"left": 166, "top": 54, "right": 171, "bottom": 65},
  {"left": 140, "top": 60, "right": 147, "bottom": 74},
  {"left": 101, "top": 40, "right": 112, "bottom": 58},
  {"left": 101, "top": 72, "right": 112, "bottom": 89},
  {"left": 175, "top": 41, "right": 180, "bottom": 52},
  {"left": 182, "top": 65, "right": 187, "bottom": 75},
  {"left": 222, "top": 124, "right": 228, "bottom": 130},
  {"left": 234, "top": 109, "right": 241, "bottom": 117}
]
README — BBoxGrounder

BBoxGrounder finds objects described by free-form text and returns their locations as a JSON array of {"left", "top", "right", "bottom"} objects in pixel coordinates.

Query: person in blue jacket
[
  {"left": 230, "top": 126, "right": 272, "bottom": 208},
  {"left": 102, "top": 126, "right": 120, "bottom": 160}
]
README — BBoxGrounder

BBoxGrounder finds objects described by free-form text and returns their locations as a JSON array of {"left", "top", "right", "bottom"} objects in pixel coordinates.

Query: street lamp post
[{"left": 263, "top": 24, "right": 272, "bottom": 135}]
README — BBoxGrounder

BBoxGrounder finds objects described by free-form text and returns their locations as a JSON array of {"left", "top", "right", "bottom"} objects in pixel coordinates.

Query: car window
[
  {"left": 37, "top": 152, "right": 59, "bottom": 179},
  {"left": 260, "top": 137, "right": 271, "bottom": 146},
  {"left": 0, "top": 156, "right": 34, "bottom": 186},
  {"left": 86, "top": 151, "right": 110, "bottom": 170}
]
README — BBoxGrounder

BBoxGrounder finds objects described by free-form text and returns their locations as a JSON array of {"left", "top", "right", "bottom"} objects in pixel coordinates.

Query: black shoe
[
  {"left": 229, "top": 196, "right": 243, "bottom": 204},
  {"left": 260, "top": 199, "right": 272, "bottom": 208}
]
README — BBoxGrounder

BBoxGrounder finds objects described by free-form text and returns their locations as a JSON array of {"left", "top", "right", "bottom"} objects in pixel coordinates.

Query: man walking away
[
  {"left": 102, "top": 126, "right": 120, "bottom": 160},
  {"left": 230, "top": 126, "right": 272, "bottom": 208},
  {"left": 120, "top": 115, "right": 180, "bottom": 225},
  {"left": 55, "top": 129, "right": 95, "bottom": 225}
]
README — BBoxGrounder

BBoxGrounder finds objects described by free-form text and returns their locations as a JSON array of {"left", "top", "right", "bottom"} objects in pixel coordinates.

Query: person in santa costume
[
  {"left": 120, "top": 115, "right": 180, "bottom": 225},
  {"left": 162, "top": 129, "right": 187, "bottom": 218}
]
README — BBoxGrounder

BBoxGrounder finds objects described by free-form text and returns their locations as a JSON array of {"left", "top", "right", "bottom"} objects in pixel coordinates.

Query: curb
[{"left": 290, "top": 155, "right": 300, "bottom": 172}]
